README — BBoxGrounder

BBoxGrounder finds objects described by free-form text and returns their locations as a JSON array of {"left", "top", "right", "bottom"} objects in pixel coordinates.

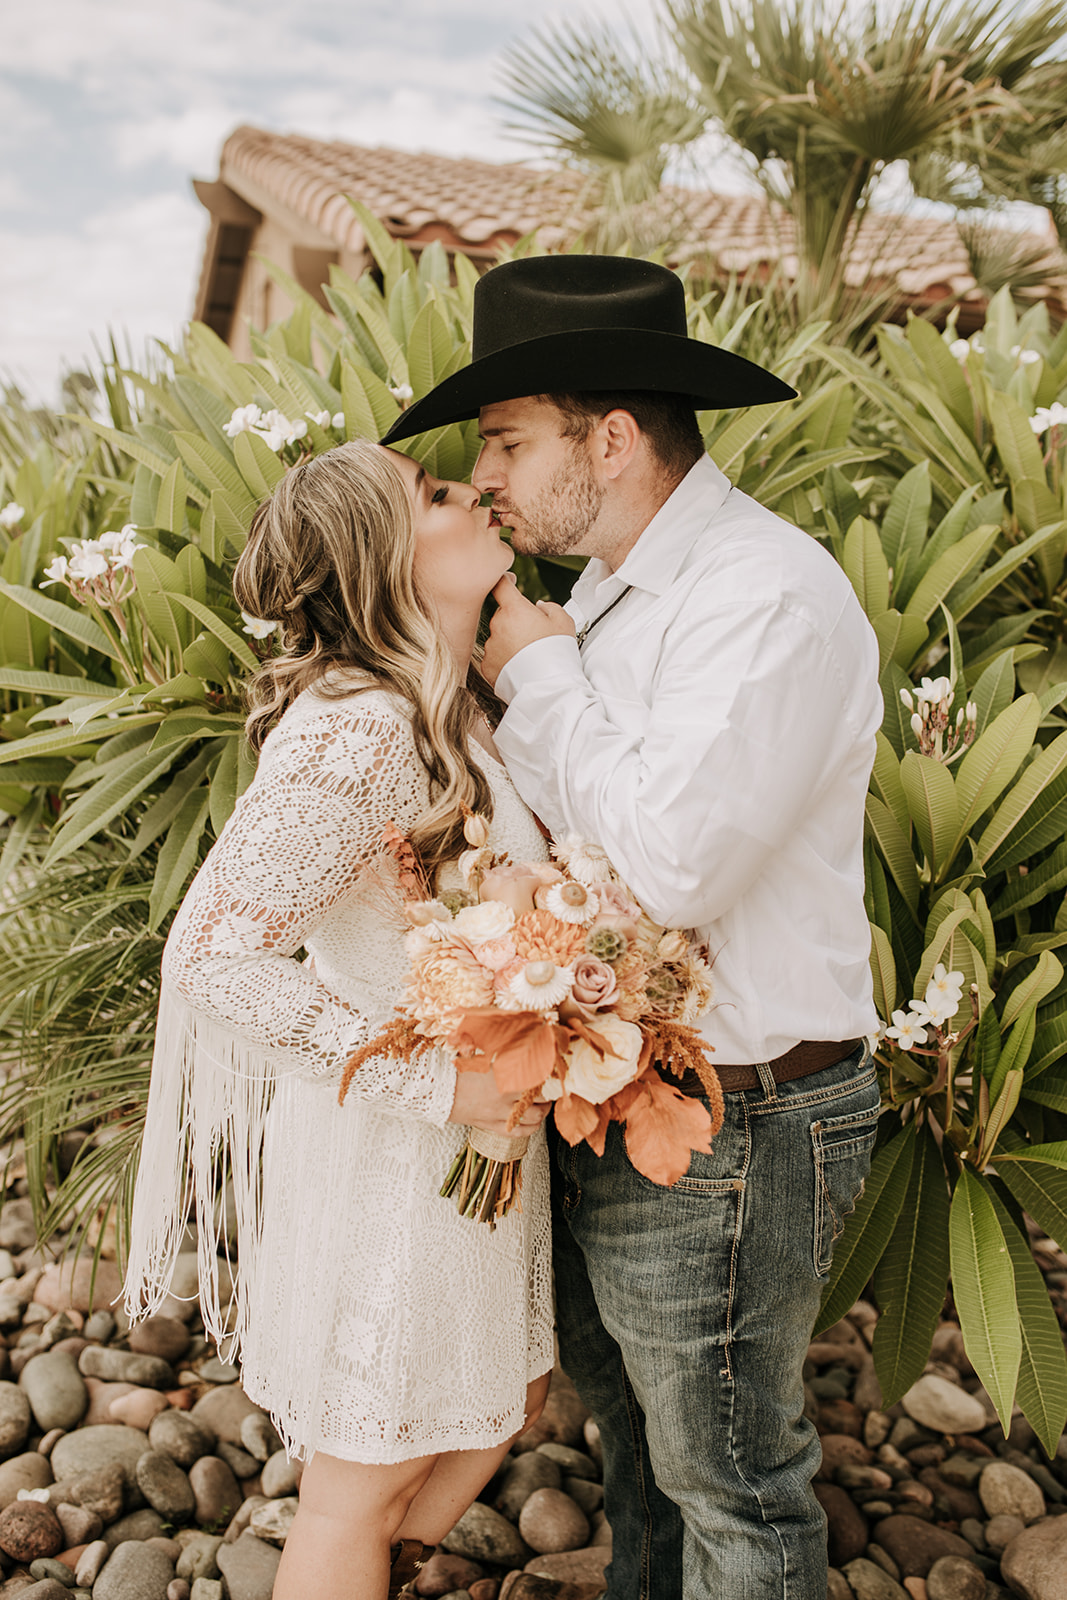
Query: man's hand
[
  {"left": 449, "top": 1070, "right": 549, "bottom": 1136},
  {"left": 482, "top": 575, "right": 576, "bottom": 690}
]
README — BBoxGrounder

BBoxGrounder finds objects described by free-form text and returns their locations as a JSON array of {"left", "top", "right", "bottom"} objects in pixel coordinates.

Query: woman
[{"left": 123, "top": 440, "right": 554, "bottom": 1599}]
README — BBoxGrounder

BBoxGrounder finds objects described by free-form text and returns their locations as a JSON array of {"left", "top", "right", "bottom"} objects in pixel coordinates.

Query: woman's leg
[
  {"left": 272, "top": 1451, "right": 436, "bottom": 1599},
  {"left": 272, "top": 1375, "right": 550, "bottom": 1599},
  {"left": 397, "top": 1372, "right": 551, "bottom": 1542}
]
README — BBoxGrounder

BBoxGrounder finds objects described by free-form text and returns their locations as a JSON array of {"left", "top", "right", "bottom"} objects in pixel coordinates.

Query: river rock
[
  {"left": 149, "top": 1413, "right": 213, "bottom": 1470},
  {"left": 496, "top": 1454, "right": 562, "bottom": 1520},
  {"left": 900, "top": 1377, "right": 988, "bottom": 1437},
  {"left": 82, "top": 1312, "right": 115, "bottom": 1343},
  {"left": 0, "top": 1500, "right": 64, "bottom": 1562},
  {"left": 818, "top": 1434, "right": 873, "bottom": 1477},
  {"left": 93, "top": 1539, "right": 174, "bottom": 1600},
  {"left": 175, "top": 1533, "right": 222, "bottom": 1582},
  {"left": 78, "top": 1349, "right": 175, "bottom": 1391},
  {"left": 518, "top": 1489, "right": 589, "bottom": 1554},
  {"left": 521, "top": 1548, "right": 610, "bottom": 1587},
  {"left": 189, "top": 1583, "right": 224, "bottom": 1600},
  {"left": 0, "top": 1454, "right": 53, "bottom": 1508},
  {"left": 49, "top": 1426, "right": 149, "bottom": 1484},
  {"left": 562, "top": 1477, "right": 603, "bottom": 1517},
  {"left": 83, "top": 1380, "right": 134, "bottom": 1426},
  {"left": 535, "top": 1445, "right": 597, "bottom": 1482},
  {"left": 188, "top": 1457, "right": 242, "bottom": 1528},
  {"left": 985, "top": 1513, "right": 1026, "bottom": 1554},
  {"left": 813, "top": 1482, "right": 867, "bottom": 1566},
  {"left": 53, "top": 1503, "right": 101, "bottom": 1546},
  {"left": 136, "top": 1452, "right": 195, "bottom": 1524},
  {"left": 214, "top": 1441, "right": 258, "bottom": 1480},
  {"left": 19, "top": 1354, "right": 87, "bottom": 1434},
  {"left": 443, "top": 1503, "right": 530, "bottom": 1567},
  {"left": 979, "top": 1461, "right": 1046, "bottom": 1524},
  {"left": 27, "top": 1558, "right": 76, "bottom": 1588},
  {"left": 872, "top": 1516, "right": 979, "bottom": 1579},
  {"left": 14, "top": 1582, "right": 71, "bottom": 1600},
  {"left": 215, "top": 1529, "right": 281, "bottom": 1600},
  {"left": 109, "top": 1390, "right": 168, "bottom": 1432},
  {"left": 514, "top": 1370, "right": 587, "bottom": 1454},
  {"left": 841, "top": 1557, "right": 909, "bottom": 1598},
  {"left": 237, "top": 1414, "right": 280, "bottom": 1463},
  {"left": 75, "top": 1539, "right": 110, "bottom": 1586},
  {"left": 0, "top": 1383, "right": 31, "bottom": 1457},
  {"left": 57, "top": 1463, "right": 126, "bottom": 1525},
  {"left": 417, "top": 1552, "right": 485, "bottom": 1597},
  {"left": 128, "top": 1320, "right": 189, "bottom": 1366},
  {"left": 1000, "top": 1513, "right": 1067, "bottom": 1599},
  {"left": 0, "top": 1202, "right": 36, "bottom": 1254},
  {"left": 924, "top": 1554, "right": 985, "bottom": 1600},
  {"left": 103, "top": 1508, "right": 167, "bottom": 1549},
  {"left": 33, "top": 1263, "right": 122, "bottom": 1316},
  {"left": 189, "top": 1388, "right": 261, "bottom": 1447},
  {"left": 248, "top": 1497, "right": 296, "bottom": 1546},
  {"left": 258, "top": 1452, "right": 300, "bottom": 1499}
]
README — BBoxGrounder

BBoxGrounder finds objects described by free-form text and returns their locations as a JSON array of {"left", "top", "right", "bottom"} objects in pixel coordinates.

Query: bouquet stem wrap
[{"left": 440, "top": 1126, "right": 529, "bottom": 1228}]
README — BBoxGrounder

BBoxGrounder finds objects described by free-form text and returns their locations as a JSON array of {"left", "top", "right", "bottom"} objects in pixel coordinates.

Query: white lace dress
[{"left": 123, "top": 684, "right": 554, "bottom": 1464}]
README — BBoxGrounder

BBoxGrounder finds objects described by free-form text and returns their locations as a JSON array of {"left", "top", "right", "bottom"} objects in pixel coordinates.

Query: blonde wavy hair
[{"left": 232, "top": 440, "right": 494, "bottom": 876}]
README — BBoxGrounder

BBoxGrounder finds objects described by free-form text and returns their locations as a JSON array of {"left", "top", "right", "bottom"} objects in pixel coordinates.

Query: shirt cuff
[{"left": 496, "top": 633, "right": 585, "bottom": 704}]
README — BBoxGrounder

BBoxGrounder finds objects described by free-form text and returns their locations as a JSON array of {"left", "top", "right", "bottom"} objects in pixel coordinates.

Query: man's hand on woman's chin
[{"left": 481, "top": 574, "right": 576, "bottom": 691}]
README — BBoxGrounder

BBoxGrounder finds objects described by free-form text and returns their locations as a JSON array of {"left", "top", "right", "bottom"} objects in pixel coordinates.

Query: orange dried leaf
[
  {"left": 553, "top": 1090, "right": 606, "bottom": 1148},
  {"left": 621, "top": 1075, "right": 714, "bottom": 1187}
]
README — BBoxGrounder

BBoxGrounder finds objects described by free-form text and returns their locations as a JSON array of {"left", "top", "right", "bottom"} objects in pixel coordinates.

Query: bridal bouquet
[{"left": 339, "top": 815, "right": 723, "bottom": 1226}]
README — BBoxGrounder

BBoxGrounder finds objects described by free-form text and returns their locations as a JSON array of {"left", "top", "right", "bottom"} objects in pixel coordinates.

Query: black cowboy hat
[{"left": 381, "top": 255, "right": 795, "bottom": 445}]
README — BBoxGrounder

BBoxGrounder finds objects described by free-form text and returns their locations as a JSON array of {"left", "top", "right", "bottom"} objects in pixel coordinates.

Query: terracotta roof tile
[{"left": 212, "top": 124, "right": 1065, "bottom": 306}]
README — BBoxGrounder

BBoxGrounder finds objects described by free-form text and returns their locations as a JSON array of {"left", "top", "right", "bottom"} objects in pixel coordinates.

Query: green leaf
[
  {"left": 954, "top": 694, "right": 1042, "bottom": 839},
  {"left": 0, "top": 582, "right": 120, "bottom": 661},
  {"left": 149, "top": 785, "right": 211, "bottom": 930},
  {"left": 208, "top": 734, "right": 241, "bottom": 834},
  {"left": 988, "top": 1186, "right": 1067, "bottom": 1458},
  {"left": 232, "top": 429, "right": 284, "bottom": 498},
  {"left": 869, "top": 922, "right": 897, "bottom": 1023},
  {"left": 998, "top": 1158, "right": 1067, "bottom": 1249},
  {"left": 0, "top": 670, "right": 117, "bottom": 700},
  {"left": 1002, "top": 951, "right": 1064, "bottom": 1032},
  {"left": 989, "top": 391, "right": 1050, "bottom": 485},
  {"left": 880, "top": 463, "right": 931, "bottom": 600},
  {"left": 871, "top": 610, "right": 928, "bottom": 674},
  {"left": 844, "top": 517, "right": 891, "bottom": 618},
  {"left": 45, "top": 739, "right": 189, "bottom": 863},
  {"left": 814, "top": 1126, "right": 913, "bottom": 1337},
  {"left": 865, "top": 794, "right": 920, "bottom": 915},
  {"left": 950, "top": 1165, "right": 1021, "bottom": 1433},
  {"left": 872, "top": 1125, "right": 951, "bottom": 1405},
  {"left": 129, "top": 743, "right": 218, "bottom": 858},
  {"left": 900, "top": 752, "right": 960, "bottom": 878},
  {"left": 997, "top": 1143, "right": 1067, "bottom": 1171},
  {"left": 173, "top": 432, "right": 255, "bottom": 518},
  {"left": 165, "top": 596, "right": 258, "bottom": 672},
  {"left": 903, "top": 524, "right": 1000, "bottom": 624},
  {"left": 980, "top": 730, "right": 1067, "bottom": 872}
]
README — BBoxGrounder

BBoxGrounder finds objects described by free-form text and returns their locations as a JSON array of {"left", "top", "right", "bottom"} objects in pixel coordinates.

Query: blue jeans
[{"left": 551, "top": 1044, "right": 879, "bottom": 1600}]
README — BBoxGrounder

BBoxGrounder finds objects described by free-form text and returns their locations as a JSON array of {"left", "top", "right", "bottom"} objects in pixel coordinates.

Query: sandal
[{"left": 387, "top": 1538, "right": 435, "bottom": 1598}]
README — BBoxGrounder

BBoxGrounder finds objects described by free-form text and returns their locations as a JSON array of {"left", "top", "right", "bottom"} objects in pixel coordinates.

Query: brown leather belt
[{"left": 674, "top": 1039, "right": 861, "bottom": 1097}]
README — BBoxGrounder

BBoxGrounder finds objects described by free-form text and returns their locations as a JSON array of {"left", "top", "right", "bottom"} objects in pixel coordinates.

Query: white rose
[
  {"left": 452, "top": 900, "right": 516, "bottom": 944},
  {"left": 562, "top": 1013, "right": 643, "bottom": 1103}
]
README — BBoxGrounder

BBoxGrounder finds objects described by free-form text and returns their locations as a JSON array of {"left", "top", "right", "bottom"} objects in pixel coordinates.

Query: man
[{"left": 384, "top": 256, "right": 882, "bottom": 1600}]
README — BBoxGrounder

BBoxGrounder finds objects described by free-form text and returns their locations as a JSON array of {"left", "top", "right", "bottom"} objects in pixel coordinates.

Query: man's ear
[{"left": 596, "top": 409, "right": 642, "bottom": 481}]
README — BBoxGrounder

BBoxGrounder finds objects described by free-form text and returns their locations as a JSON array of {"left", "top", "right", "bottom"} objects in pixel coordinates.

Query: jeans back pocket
[{"left": 811, "top": 1104, "right": 879, "bottom": 1278}]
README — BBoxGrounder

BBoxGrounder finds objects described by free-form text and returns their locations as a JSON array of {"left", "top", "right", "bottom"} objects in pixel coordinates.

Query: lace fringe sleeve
[{"left": 124, "top": 693, "right": 456, "bottom": 1344}]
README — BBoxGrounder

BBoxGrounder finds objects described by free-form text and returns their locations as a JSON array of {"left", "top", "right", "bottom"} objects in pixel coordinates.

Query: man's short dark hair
[{"left": 542, "top": 391, "right": 705, "bottom": 480}]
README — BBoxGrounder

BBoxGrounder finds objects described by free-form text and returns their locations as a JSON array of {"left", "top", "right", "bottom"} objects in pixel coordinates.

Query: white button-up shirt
[{"left": 495, "top": 455, "right": 882, "bottom": 1064}]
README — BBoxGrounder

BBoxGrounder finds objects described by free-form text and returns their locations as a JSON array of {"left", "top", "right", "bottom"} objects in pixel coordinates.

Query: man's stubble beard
[{"left": 503, "top": 443, "right": 606, "bottom": 559}]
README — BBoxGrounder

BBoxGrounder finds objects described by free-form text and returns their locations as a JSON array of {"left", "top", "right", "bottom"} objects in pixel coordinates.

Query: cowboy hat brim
[{"left": 380, "top": 326, "right": 796, "bottom": 445}]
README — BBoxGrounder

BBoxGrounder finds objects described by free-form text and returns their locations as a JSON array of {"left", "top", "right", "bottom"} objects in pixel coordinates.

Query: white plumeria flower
[
  {"left": 67, "top": 540, "right": 110, "bottom": 581},
  {"left": 1030, "top": 402, "right": 1067, "bottom": 435},
  {"left": 900, "top": 688, "right": 915, "bottom": 710},
  {"left": 0, "top": 501, "right": 25, "bottom": 529},
  {"left": 971, "top": 337, "right": 985, "bottom": 353},
  {"left": 223, "top": 403, "right": 264, "bottom": 438},
  {"left": 885, "top": 1008, "right": 929, "bottom": 1051},
  {"left": 1010, "top": 344, "right": 1042, "bottom": 366},
  {"left": 240, "top": 611, "right": 279, "bottom": 639},
  {"left": 331, "top": 411, "right": 345, "bottom": 430},
  {"left": 98, "top": 524, "right": 144, "bottom": 569},
  {"left": 923, "top": 964, "right": 964, "bottom": 1021},
  {"left": 388, "top": 382, "right": 414, "bottom": 403},
  {"left": 255, "top": 410, "right": 308, "bottom": 451},
  {"left": 916, "top": 675, "right": 953, "bottom": 707},
  {"left": 948, "top": 339, "right": 970, "bottom": 361},
  {"left": 41, "top": 555, "right": 69, "bottom": 587},
  {"left": 305, "top": 409, "right": 332, "bottom": 428}
]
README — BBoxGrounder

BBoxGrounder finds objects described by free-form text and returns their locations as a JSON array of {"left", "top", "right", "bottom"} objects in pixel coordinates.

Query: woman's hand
[{"left": 448, "top": 1072, "right": 549, "bottom": 1135}]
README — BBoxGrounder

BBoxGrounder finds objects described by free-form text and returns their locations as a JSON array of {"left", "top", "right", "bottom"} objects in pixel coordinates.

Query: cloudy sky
[{"left": 0, "top": 0, "right": 676, "bottom": 406}]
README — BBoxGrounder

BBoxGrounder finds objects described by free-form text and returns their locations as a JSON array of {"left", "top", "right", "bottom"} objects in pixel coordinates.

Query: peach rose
[
  {"left": 571, "top": 956, "right": 619, "bottom": 1010},
  {"left": 480, "top": 864, "right": 544, "bottom": 917}
]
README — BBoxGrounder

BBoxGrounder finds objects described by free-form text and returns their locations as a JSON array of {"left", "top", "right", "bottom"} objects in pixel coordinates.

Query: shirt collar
[{"left": 569, "top": 455, "right": 732, "bottom": 616}]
